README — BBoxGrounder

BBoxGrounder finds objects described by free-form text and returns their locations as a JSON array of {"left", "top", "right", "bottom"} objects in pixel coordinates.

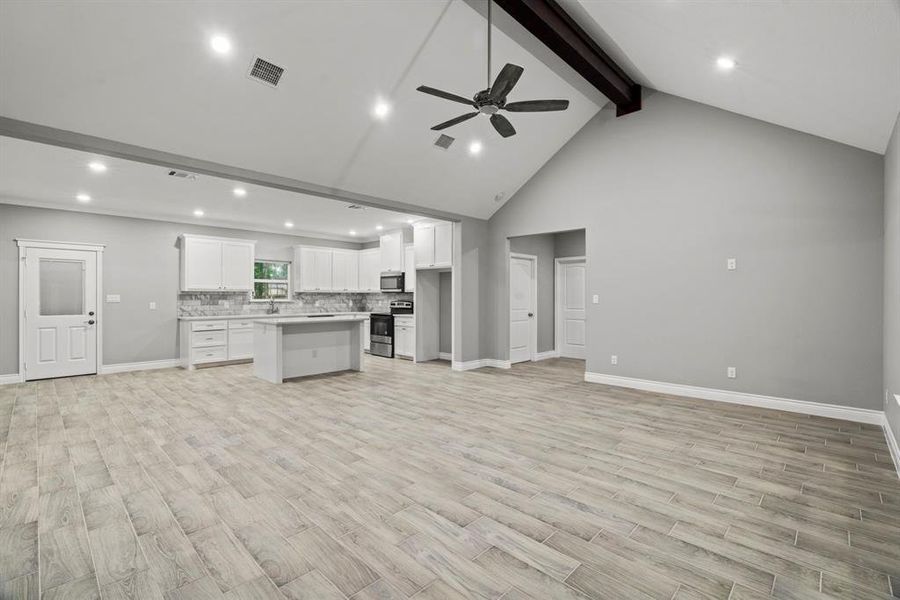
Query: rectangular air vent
[
  {"left": 248, "top": 57, "right": 285, "bottom": 87},
  {"left": 434, "top": 134, "right": 454, "bottom": 150},
  {"left": 167, "top": 169, "right": 197, "bottom": 180}
]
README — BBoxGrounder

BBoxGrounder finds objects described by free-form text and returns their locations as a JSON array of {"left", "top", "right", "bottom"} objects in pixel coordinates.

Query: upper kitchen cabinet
[
  {"left": 331, "top": 249, "right": 359, "bottom": 292},
  {"left": 180, "top": 234, "right": 255, "bottom": 292},
  {"left": 358, "top": 248, "right": 380, "bottom": 292},
  {"left": 379, "top": 230, "right": 404, "bottom": 273},
  {"left": 404, "top": 244, "right": 415, "bottom": 292},
  {"left": 295, "top": 246, "right": 333, "bottom": 292},
  {"left": 414, "top": 222, "right": 453, "bottom": 269}
]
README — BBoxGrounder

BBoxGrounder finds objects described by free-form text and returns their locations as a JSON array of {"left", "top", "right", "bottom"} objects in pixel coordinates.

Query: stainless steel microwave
[{"left": 380, "top": 272, "right": 405, "bottom": 292}]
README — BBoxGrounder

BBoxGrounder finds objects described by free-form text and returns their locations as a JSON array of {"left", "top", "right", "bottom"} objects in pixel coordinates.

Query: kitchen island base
[{"left": 253, "top": 317, "right": 365, "bottom": 383}]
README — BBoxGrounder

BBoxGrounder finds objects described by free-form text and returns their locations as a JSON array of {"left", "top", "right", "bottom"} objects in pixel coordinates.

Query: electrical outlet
[
  {"left": 592, "top": 294, "right": 599, "bottom": 304},
  {"left": 727, "top": 366, "right": 736, "bottom": 379},
  {"left": 727, "top": 258, "right": 737, "bottom": 271},
  {"left": 149, "top": 302, "right": 157, "bottom": 310},
  {"left": 106, "top": 294, "right": 120, "bottom": 303},
  {"left": 611, "top": 355, "right": 618, "bottom": 365}
]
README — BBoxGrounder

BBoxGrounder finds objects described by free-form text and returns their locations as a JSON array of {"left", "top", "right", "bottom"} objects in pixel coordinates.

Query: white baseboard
[
  {"left": 452, "top": 359, "right": 511, "bottom": 372},
  {"left": 533, "top": 350, "right": 560, "bottom": 362},
  {"left": 439, "top": 352, "right": 452, "bottom": 361},
  {"left": 0, "top": 373, "right": 24, "bottom": 385},
  {"left": 100, "top": 359, "right": 181, "bottom": 375},
  {"left": 883, "top": 413, "right": 900, "bottom": 481},
  {"left": 584, "top": 372, "right": 885, "bottom": 425}
]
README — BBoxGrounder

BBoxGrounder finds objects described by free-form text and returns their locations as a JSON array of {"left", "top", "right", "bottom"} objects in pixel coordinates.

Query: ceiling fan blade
[
  {"left": 504, "top": 99, "right": 570, "bottom": 112},
  {"left": 431, "top": 112, "right": 479, "bottom": 131},
  {"left": 489, "top": 63, "right": 524, "bottom": 101},
  {"left": 490, "top": 113, "right": 516, "bottom": 138},
  {"left": 417, "top": 85, "right": 474, "bottom": 106}
]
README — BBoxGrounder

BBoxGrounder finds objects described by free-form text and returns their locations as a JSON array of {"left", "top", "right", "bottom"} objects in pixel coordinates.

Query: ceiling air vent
[
  {"left": 346, "top": 204, "right": 367, "bottom": 210},
  {"left": 247, "top": 56, "right": 285, "bottom": 88},
  {"left": 434, "top": 134, "right": 454, "bottom": 150},
  {"left": 167, "top": 169, "right": 198, "bottom": 180}
]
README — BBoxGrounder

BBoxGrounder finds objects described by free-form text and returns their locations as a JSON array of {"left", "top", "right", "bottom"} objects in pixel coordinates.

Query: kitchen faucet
[{"left": 267, "top": 299, "right": 279, "bottom": 314}]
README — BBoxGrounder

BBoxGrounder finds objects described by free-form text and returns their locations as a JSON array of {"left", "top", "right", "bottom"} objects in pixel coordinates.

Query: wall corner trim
[
  {"left": 583, "top": 372, "right": 885, "bottom": 426},
  {"left": 100, "top": 359, "right": 181, "bottom": 375},
  {"left": 883, "top": 414, "right": 900, "bottom": 481},
  {"left": 533, "top": 350, "right": 561, "bottom": 362},
  {"left": 452, "top": 359, "right": 512, "bottom": 371},
  {"left": 0, "top": 373, "right": 24, "bottom": 385}
]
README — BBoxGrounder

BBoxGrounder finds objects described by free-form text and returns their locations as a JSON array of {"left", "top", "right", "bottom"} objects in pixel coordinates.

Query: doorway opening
[{"left": 508, "top": 229, "right": 586, "bottom": 369}]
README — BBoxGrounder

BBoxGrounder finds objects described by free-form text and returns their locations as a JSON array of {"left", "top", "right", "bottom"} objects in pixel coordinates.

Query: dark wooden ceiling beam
[{"left": 493, "top": 0, "right": 641, "bottom": 116}]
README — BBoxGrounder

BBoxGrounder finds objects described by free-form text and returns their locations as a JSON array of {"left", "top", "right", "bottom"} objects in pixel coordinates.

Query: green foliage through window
[{"left": 253, "top": 261, "right": 290, "bottom": 300}]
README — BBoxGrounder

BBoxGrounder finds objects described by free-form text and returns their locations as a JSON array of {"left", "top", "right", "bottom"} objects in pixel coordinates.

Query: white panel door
[
  {"left": 509, "top": 256, "right": 535, "bottom": 364},
  {"left": 414, "top": 225, "right": 435, "bottom": 268},
  {"left": 433, "top": 222, "right": 452, "bottom": 267},
  {"left": 183, "top": 237, "right": 222, "bottom": 291},
  {"left": 221, "top": 241, "right": 253, "bottom": 291},
  {"left": 313, "top": 249, "right": 333, "bottom": 291},
  {"left": 24, "top": 247, "right": 99, "bottom": 380},
  {"left": 557, "top": 260, "right": 586, "bottom": 359}
]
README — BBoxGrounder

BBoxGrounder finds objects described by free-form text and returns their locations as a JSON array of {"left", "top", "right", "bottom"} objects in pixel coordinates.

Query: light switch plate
[
  {"left": 149, "top": 302, "right": 157, "bottom": 310},
  {"left": 106, "top": 294, "right": 121, "bottom": 303},
  {"left": 592, "top": 294, "right": 599, "bottom": 304},
  {"left": 727, "top": 366, "right": 736, "bottom": 379}
]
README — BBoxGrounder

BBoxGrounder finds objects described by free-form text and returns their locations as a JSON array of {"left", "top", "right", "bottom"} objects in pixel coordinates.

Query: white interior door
[
  {"left": 23, "top": 247, "right": 99, "bottom": 380},
  {"left": 556, "top": 259, "right": 586, "bottom": 359},
  {"left": 509, "top": 255, "right": 535, "bottom": 364}
]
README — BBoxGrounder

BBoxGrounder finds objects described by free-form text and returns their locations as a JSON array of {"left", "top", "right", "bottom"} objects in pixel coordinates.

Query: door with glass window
[{"left": 23, "top": 247, "right": 99, "bottom": 380}]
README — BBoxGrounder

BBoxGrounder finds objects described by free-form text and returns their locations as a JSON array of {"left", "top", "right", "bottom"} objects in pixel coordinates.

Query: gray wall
[
  {"left": 0, "top": 203, "right": 361, "bottom": 372},
  {"left": 439, "top": 271, "right": 451, "bottom": 355},
  {"left": 509, "top": 233, "right": 555, "bottom": 353},
  {"left": 487, "top": 91, "right": 884, "bottom": 410},
  {"left": 554, "top": 230, "right": 585, "bottom": 258},
  {"left": 454, "top": 217, "right": 491, "bottom": 363},
  {"left": 885, "top": 112, "right": 900, "bottom": 443}
]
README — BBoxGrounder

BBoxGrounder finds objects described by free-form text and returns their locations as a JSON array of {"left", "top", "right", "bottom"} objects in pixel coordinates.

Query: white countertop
[
  {"left": 179, "top": 312, "right": 371, "bottom": 321},
  {"left": 254, "top": 315, "right": 368, "bottom": 326}
]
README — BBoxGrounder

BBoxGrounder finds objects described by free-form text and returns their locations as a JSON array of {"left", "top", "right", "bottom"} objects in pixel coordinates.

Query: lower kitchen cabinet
[
  {"left": 227, "top": 321, "right": 254, "bottom": 360},
  {"left": 394, "top": 315, "right": 415, "bottom": 359},
  {"left": 363, "top": 318, "right": 371, "bottom": 352}
]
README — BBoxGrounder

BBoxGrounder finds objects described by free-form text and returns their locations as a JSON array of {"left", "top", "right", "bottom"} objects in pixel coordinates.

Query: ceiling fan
[{"left": 416, "top": 0, "right": 569, "bottom": 138}]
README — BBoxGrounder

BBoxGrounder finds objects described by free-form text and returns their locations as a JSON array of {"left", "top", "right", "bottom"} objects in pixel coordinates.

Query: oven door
[
  {"left": 380, "top": 273, "right": 404, "bottom": 292},
  {"left": 370, "top": 315, "right": 393, "bottom": 339}
]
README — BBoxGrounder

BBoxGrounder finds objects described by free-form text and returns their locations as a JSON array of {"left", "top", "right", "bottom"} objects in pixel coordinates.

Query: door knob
[
  {"left": 86, "top": 319, "right": 95, "bottom": 325},
  {"left": 88, "top": 311, "right": 95, "bottom": 316},
  {"left": 527, "top": 313, "right": 534, "bottom": 317}
]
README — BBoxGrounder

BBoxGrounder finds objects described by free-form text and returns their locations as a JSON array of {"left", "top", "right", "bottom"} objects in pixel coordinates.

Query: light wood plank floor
[{"left": 1, "top": 357, "right": 898, "bottom": 600}]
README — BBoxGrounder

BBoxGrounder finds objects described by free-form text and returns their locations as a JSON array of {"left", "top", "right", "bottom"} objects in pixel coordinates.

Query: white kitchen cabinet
[
  {"left": 181, "top": 234, "right": 255, "bottom": 292},
  {"left": 434, "top": 222, "right": 452, "bottom": 267},
  {"left": 379, "top": 230, "right": 404, "bottom": 273},
  {"left": 331, "top": 249, "right": 359, "bottom": 292},
  {"left": 404, "top": 244, "right": 415, "bottom": 293},
  {"left": 394, "top": 315, "right": 415, "bottom": 359},
  {"left": 415, "top": 223, "right": 452, "bottom": 269},
  {"left": 227, "top": 321, "right": 254, "bottom": 360},
  {"left": 358, "top": 248, "right": 380, "bottom": 292},
  {"left": 295, "top": 247, "right": 333, "bottom": 292}
]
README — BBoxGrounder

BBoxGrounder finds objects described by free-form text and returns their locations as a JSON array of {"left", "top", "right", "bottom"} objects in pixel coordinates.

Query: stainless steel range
[{"left": 369, "top": 301, "right": 413, "bottom": 358}]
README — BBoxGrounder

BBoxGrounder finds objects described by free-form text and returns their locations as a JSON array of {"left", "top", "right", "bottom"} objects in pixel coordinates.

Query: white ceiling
[
  {"left": 569, "top": 0, "right": 900, "bottom": 154},
  {"left": 0, "top": 0, "right": 601, "bottom": 220},
  {"left": 0, "top": 136, "right": 423, "bottom": 242}
]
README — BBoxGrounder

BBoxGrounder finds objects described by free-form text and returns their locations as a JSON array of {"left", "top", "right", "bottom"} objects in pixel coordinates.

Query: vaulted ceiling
[
  {"left": 566, "top": 0, "right": 900, "bottom": 154},
  {"left": 0, "top": 0, "right": 601, "bottom": 220}
]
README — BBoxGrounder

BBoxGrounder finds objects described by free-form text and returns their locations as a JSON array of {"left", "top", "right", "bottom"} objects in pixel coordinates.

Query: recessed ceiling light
[
  {"left": 375, "top": 225, "right": 383, "bottom": 231},
  {"left": 372, "top": 100, "right": 391, "bottom": 120},
  {"left": 284, "top": 221, "right": 294, "bottom": 228},
  {"left": 349, "top": 230, "right": 357, "bottom": 236},
  {"left": 716, "top": 56, "right": 736, "bottom": 71},
  {"left": 233, "top": 187, "right": 247, "bottom": 197},
  {"left": 76, "top": 193, "right": 91, "bottom": 203},
  {"left": 193, "top": 209, "right": 204, "bottom": 217},
  {"left": 87, "top": 162, "right": 107, "bottom": 173},
  {"left": 210, "top": 35, "right": 232, "bottom": 55},
  {"left": 468, "top": 140, "right": 483, "bottom": 156}
]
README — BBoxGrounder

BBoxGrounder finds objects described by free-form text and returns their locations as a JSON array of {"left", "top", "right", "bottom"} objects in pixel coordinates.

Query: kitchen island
[{"left": 253, "top": 315, "right": 367, "bottom": 383}]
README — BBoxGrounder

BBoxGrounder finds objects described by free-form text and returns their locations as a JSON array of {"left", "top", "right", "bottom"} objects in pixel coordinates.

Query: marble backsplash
[{"left": 178, "top": 291, "right": 413, "bottom": 317}]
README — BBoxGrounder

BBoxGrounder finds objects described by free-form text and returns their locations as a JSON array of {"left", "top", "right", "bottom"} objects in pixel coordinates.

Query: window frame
[{"left": 250, "top": 259, "right": 292, "bottom": 302}]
